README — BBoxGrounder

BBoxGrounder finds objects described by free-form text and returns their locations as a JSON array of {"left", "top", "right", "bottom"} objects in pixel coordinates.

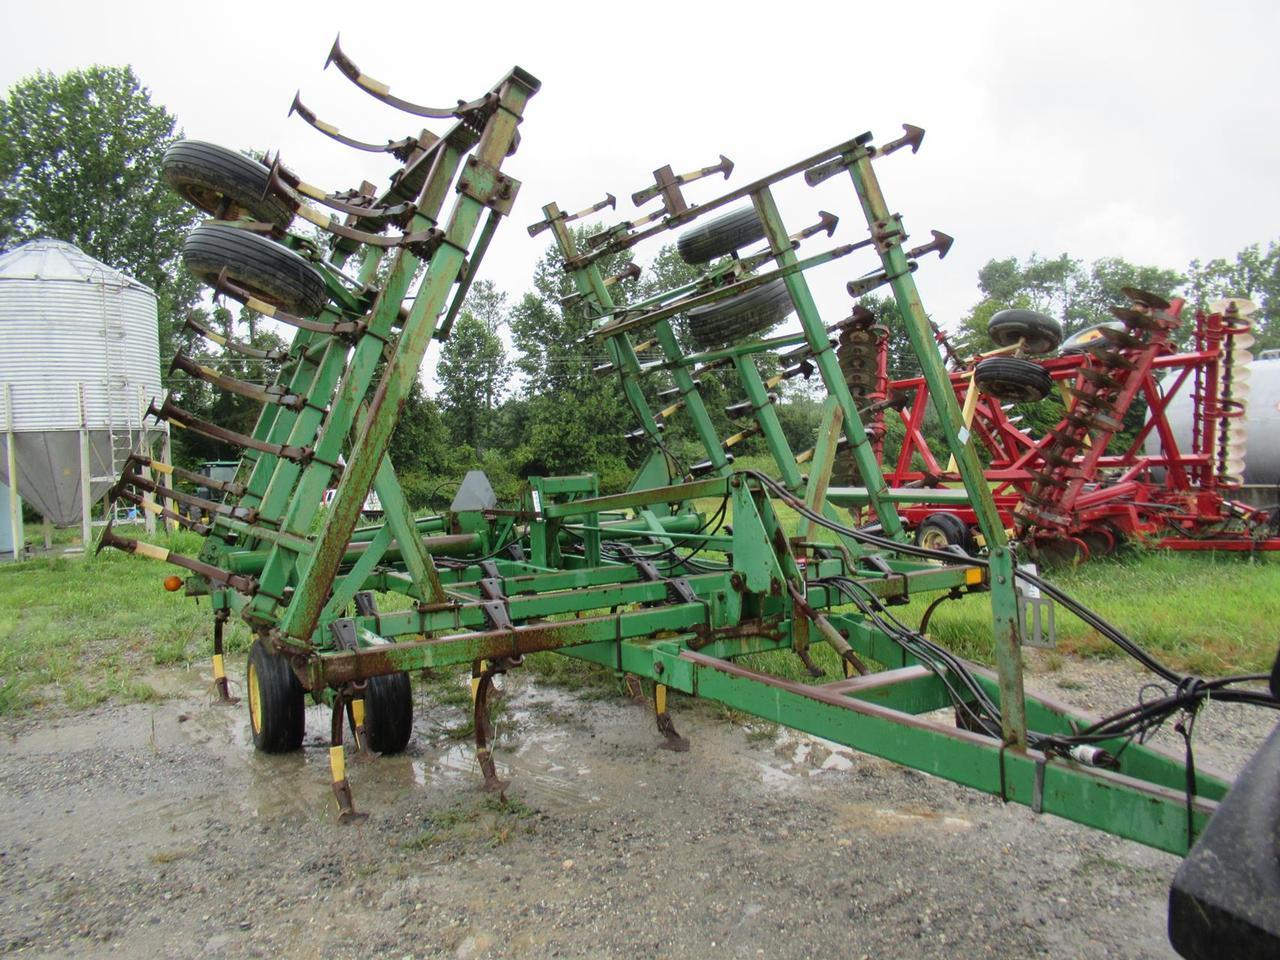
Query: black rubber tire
[
  {"left": 364, "top": 672, "right": 413, "bottom": 755},
  {"left": 1060, "top": 321, "right": 1125, "bottom": 355},
  {"left": 914, "top": 512, "right": 971, "bottom": 553},
  {"left": 974, "top": 356, "right": 1053, "bottom": 403},
  {"left": 246, "top": 639, "right": 305, "bottom": 754},
  {"left": 687, "top": 280, "right": 795, "bottom": 348},
  {"left": 163, "top": 140, "right": 294, "bottom": 230},
  {"left": 676, "top": 207, "right": 766, "bottom": 265},
  {"left": 1079, "top": 527, "right": 1116, "bottom": 558},
  {"left": 986, "top": 309, "right": 1063, "bottom": 355},
  {"left": 183, "top": 224, "right": 328, "bottom": 317}
]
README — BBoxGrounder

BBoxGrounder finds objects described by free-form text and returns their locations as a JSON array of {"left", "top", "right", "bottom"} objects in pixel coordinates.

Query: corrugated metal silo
[{"left": 0, "top": 239, "right": 165, "bottom": 546}]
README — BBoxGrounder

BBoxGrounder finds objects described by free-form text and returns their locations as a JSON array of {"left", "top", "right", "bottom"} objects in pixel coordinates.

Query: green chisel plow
[{"left": 99, "top": 48, "right": 1277, "bottom": 908}]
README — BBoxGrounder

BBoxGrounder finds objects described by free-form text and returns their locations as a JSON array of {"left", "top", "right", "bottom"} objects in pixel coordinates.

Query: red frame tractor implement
[{"left": 843, "top": 298, "right": 1279, "bottom": 563}]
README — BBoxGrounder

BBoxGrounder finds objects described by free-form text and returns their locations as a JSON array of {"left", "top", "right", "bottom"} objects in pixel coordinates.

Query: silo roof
[{"left": 0, "top": 238, "right": 152, "bottom": 293}]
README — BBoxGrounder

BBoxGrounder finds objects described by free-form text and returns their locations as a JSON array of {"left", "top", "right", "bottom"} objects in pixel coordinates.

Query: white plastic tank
[
  {"left": 1148, "top": 351, "right": 1280, "bottom": 489},
  {"left": 0, "top": 239, "right": 163, "bottom": 525}
]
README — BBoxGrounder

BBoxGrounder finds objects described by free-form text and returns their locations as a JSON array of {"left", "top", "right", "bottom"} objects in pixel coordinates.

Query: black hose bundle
[{"left": 737, "top": 469, "right": 1278, "bottom": 759}]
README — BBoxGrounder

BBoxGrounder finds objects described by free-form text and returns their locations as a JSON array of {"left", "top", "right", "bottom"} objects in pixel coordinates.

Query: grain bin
[{"left": 0, "top": 239, "right": 164, "bottom": 550}]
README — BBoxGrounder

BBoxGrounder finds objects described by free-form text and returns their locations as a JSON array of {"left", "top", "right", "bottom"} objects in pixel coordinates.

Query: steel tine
[
  {"left": 289, "top": 91, "right": 419, "bottom": 160},
  {"left": 325, "top": 35, "right": 495, "bottom": 120}
]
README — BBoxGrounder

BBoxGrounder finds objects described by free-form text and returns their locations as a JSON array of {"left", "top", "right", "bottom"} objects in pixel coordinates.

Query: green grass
[
  {"left": 403, "top": 795, "right": 537, "bottom": 851},
  {"left": 2, "top": 506, "right": 1276, "bottom": 719},
  {"left": 0, "top": 525, "right": 253, "bottom": 715},
  {"left": 911, "top": 551, "right": 1280, "bottom": 675}
]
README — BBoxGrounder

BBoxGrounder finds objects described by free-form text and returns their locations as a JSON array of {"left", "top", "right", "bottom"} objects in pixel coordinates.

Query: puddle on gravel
[
  {"left": 191, "top": 676, "right": 624, "bottom": 818},
  {"left": 2, "top": 668, "right": 940, "bottom": 826}
]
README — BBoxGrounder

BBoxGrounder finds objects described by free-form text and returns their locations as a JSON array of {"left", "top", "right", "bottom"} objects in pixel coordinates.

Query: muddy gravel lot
[{"left": 0, "top": 656, "right": 1273, "bottom": 960}]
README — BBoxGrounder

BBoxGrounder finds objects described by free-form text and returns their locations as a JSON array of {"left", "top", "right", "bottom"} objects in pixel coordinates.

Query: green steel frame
[{"left": 103, "top": 78, "right": 1228, "bottom": 857}]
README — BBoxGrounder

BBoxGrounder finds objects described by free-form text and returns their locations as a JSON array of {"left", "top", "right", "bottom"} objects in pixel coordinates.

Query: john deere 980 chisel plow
[{"left": 100, "top": 50, "right": 1277, "bottom": 957}]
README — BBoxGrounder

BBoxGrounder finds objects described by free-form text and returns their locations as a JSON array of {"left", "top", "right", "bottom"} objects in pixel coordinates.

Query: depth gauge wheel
[
  {"left": 987, "top": 309, "right": 1063, "bottom": 355},
  {"left": 974, "top": 356, "right": 1053, "bottom": 403},
  {"left": 676, "top": 207, "right": 766, "bottom": 265},
  {"left": 364, "top": 671, "right": 413, "bottom": 755},
  {"left": 1060, "top": 321, "right": 1126, "bottom": 355},
  {"left": 246, "top": 639, "right": 306, "bottom": 754},
  {"left": 914, "top": 513, "right": 971, "bottom": 554},
  {"left": 687, "top": 280, "right": 795, "bottom": 348},
  {"left": 163, "top": 141, "right": 294, "bottom": 230},
  {"left": 183, "top": 223, "right": 328, "bottom": 317},
  {"left": 1079, "top": 526, "right": 1117, "bottom": 558}
]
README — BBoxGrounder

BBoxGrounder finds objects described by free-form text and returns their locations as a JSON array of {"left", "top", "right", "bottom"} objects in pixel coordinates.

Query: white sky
[{"left": 4, "top": 1, "right": 1278, "bottom": 388}]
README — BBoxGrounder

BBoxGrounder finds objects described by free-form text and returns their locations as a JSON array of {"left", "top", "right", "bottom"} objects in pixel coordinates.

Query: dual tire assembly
[
  {"left": 164, "top": 140, "right": 412, "bottom": 756},
  {"left": 246, "top": 640, "right": 413, "bottom": 756}
]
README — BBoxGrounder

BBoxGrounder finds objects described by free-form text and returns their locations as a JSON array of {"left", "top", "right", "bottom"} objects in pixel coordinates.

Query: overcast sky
[{"left": 4, "top": 1, "right": 1277, "bottom": 385}]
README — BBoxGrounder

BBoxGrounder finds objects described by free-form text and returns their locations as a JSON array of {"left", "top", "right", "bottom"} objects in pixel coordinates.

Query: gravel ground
[{"left": 0, "top": 654, "right": 1273, "bottom": 960}]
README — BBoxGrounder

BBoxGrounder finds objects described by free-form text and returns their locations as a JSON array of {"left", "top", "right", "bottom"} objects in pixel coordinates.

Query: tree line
[{"left": 2, "top": 66, "right": 1276, "bottom": 507}]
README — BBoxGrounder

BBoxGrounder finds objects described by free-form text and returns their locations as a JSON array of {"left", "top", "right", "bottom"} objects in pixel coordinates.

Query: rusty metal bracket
[
  {"left": 330, "top": 618, "right": 359, "bottom": 651},
  {"left": 871, "top": 215, "right": 906, "bottom": 254},
  {"left": 170, "top": 353, "right": 307, "bottom": 412},
  {"left": 631, "top": 154, "right": 734, "bottom": 211},
  {"left": 477, "top": 578, "right": 513, "bottom": 632},
  {"left": 147, "top": 397, "right": 315, "bottom": 465},
  {"left": 457, "top": 156, "right": 520, "bottom": 215},
  {"left": 118, "top": 470, "right": 263, "bottom": 526},
  {"left": 209, "top": 270, "right": 368, "bottom": 339},
  {"left": 861, "top": 555, "right": 910, "bottom": 605},
  {"left": 528, "top": 193, "right": 617, "bottom": 237},
  {"left": 265, "top": 156, "right": 418, "bottom": 228}
]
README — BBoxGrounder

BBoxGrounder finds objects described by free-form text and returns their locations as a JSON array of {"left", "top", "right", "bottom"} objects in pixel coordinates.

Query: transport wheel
[
  {"left": 676, "top": 206, "right": 766, "bottom": 265},
  {"left": 246, "top": 639, "right": 305, "bottom": 753},
  {"left": 163, "top": 141, "right": 294, "bottom": 230},
  {"left": 184, "top": 223, "right": 328, "bottom": 317},
  {"left": 986, "top": 309, "right": 1063, "bottom": 355},
  {"left": 1079, "top": 526, "right": 1116, "bottom": 558},
  {"left": 974, "top": 356, "right": 1053, "bottom": 403},
  {"left": 687, "top": 280, "right": 795, "bottom": 348},
  {"left": 914, "top": 512, "right": 971, "bottom": 554},
  {"left": 1060, "top": 321, "right": 1126, "bottom": 355},
  {"left": 364, "top": 671, "right": 413, "bottom": 754}
]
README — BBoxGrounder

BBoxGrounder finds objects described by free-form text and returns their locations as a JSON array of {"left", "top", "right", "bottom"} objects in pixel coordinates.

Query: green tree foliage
[
  {"left": 953, "top": 253, "right": 1185, "bottom": 354},
  {"left": 162, "top": 305, "right": 291, "bottom": 467},
  {"left": 506, "top": 229, "right": 637, "bottom": 482},
  {"left": 437, "top": 310, "right": 508, "bottom": 452},
  {"left": 0, "top": 66, "right": 200, "bottom": 358},
  {"left": 458, "top": 278, "right": 508, "bottom": 335},
  {"left": 1187, "top": 241, "right": 1280, "bottom": 349}
]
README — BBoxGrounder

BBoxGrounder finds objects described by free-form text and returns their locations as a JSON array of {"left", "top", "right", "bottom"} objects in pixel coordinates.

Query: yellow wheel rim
[
  {"left": 918, "top": 527, "right": 951, "bottom": 552},
  {"left": 247, "top": 661, "right": 263, "bottom": 734}
]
